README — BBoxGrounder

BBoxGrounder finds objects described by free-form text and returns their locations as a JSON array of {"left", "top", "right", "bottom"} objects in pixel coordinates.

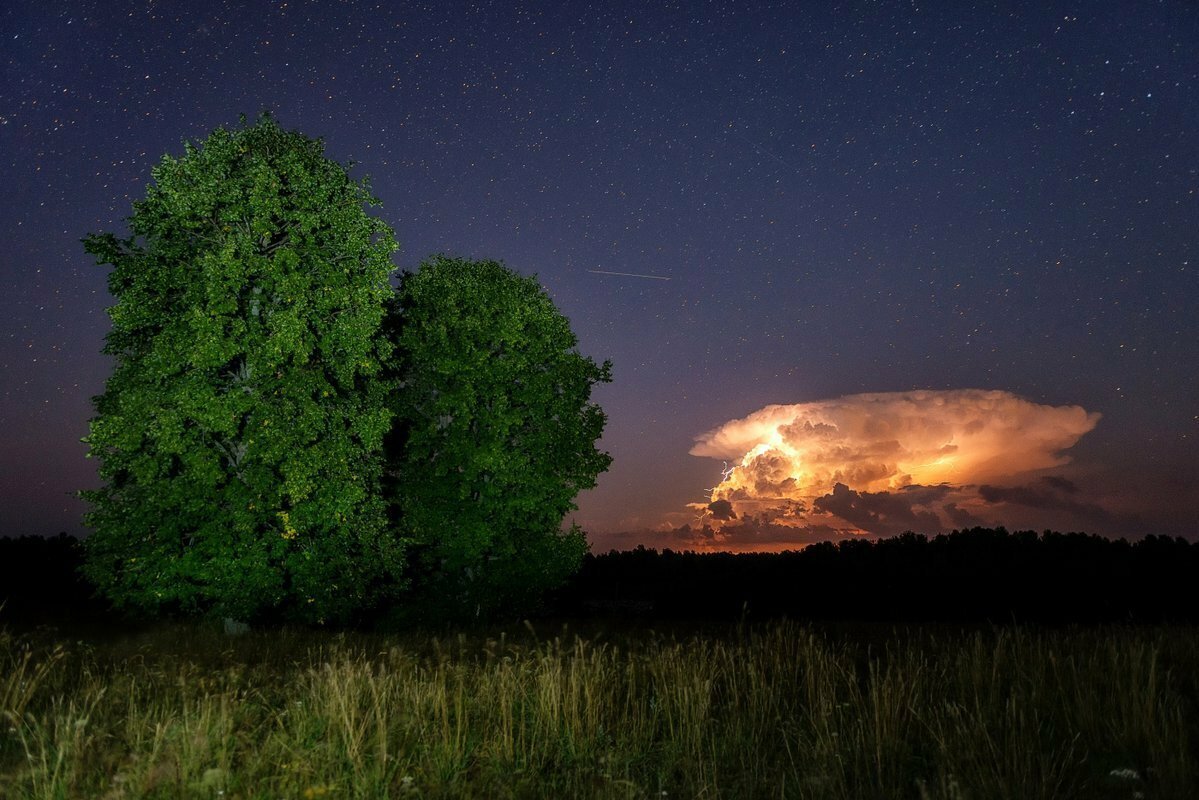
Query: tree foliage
[
  {"left": 386, "top": 256, "right": 612, "bottom": 618},
  {"left": 81, "top": 115, "right": 404, "bottom": 624}
]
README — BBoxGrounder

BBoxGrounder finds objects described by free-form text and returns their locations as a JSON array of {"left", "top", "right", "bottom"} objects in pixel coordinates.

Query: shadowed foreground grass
[{"left": 1, "top": 620, "right": 1196, "bottom": 799}]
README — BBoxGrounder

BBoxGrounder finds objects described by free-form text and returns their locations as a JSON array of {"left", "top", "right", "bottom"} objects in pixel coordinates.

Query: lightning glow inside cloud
[{"left": 684, "top": 390, "right": 1102, "bottom": 546}]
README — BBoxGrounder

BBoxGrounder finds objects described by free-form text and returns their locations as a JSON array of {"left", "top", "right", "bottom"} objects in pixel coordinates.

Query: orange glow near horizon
[{"left": 683, "top": 389, "right": 1101, "bottom": 544}]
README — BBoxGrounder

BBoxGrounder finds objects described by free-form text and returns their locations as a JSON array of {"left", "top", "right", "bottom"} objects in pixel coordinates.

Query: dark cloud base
[{"left": 602, "top": 473, "right": 1170, "bottom": 552}]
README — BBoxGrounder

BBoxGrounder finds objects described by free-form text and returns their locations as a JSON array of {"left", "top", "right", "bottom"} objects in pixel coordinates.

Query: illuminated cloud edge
[{"left": 680, "top": 389, "right": 1102, "bottom": 548}]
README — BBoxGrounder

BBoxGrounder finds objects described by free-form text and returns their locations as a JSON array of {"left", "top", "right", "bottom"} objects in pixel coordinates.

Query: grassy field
[{"left": 1, "top": 618, "right": 1196, "bottom": 799}]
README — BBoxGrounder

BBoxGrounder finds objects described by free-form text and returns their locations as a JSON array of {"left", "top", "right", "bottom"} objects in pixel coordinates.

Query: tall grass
[{"left": 1, "top": 621, "right": 1195, "bottom": 798}]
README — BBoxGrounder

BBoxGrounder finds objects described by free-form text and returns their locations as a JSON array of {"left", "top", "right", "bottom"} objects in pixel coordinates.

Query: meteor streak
[{"left": 586, "top": 269, "right": 671, "bottom": 281}]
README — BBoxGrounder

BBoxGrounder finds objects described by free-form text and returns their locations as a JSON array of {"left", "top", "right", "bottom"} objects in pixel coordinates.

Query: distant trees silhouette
[
  {"left": 0, "top": 533, "right": 94, "bottom": 625},
  {"left": 2, "top": 528, "right": 1196, "bottom": 628},
  {"left": 552, "top": 528, "right": 1199, "bottom": 624}
]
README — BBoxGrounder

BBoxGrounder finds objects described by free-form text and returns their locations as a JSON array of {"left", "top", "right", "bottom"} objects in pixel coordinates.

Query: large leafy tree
[
  {"left": 386, "top": 256, "right": 612, "bottom": 618},
  {"left": 81, "top": 115, "right": 404, "bottom": 624}
]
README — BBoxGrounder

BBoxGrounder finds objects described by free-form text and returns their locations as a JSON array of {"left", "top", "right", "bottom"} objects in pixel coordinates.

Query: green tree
[
  {"left": 81, "top": 115, "right": 404, "bottom": 624},
  {"left": 386, "top": 256, "right": 611, "bottom": 619}
]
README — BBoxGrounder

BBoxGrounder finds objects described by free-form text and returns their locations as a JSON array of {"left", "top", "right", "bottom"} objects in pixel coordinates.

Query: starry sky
[{"left": 2, "top": 1, "right": 1196, "bottom": 548}]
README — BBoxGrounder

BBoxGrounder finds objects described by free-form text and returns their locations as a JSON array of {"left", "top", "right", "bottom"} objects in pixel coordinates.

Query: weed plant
[{"left": 1, "top": 620, "right": 1195, "bottom": 798}]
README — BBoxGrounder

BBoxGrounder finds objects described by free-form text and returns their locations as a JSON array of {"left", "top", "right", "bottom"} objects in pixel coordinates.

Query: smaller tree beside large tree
[{"left": 386, "top": 256, "right": 612, "bottom": 619}]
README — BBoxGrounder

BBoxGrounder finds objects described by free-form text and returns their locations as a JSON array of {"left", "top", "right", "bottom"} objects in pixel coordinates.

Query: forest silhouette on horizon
[{"left": 3, "top": 526, "right": 1195, "bottom": 629}]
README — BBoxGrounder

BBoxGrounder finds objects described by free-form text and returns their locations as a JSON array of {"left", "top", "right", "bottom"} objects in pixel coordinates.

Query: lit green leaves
[
  {"left": 82, "top": 115, "right": 405, "bottom": 624},
  {"left": 83, "top": 118, "right": 612, "bottom": 627},
  {"left": 386, "top": 256, "right": 611, "bottom": 618}
]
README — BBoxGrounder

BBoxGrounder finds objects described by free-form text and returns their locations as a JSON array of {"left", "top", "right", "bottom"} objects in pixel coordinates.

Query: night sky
[{"left": 2, "top": 1, "right": 1196, "bottom": 549}]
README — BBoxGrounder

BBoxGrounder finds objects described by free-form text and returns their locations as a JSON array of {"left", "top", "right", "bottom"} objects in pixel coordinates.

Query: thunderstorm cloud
[{"left": 681, "top": 389, "right": 1102, "bottom": 548}]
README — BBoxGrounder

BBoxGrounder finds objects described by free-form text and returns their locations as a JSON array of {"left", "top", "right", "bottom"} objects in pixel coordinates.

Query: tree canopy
[
  {"left": 81, "top": 115, "right": 404, "bottom": 624},
  {"left": 82, "top": 118, "right": 615, "bottom": 626},
  {"left": 386, "top": 256, "right": 612, "bottom": 619}
]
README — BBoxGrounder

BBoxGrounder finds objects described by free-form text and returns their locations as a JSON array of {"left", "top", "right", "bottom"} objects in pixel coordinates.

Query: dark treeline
[
  {"left": 2, "top": 527, "right": 1197, "bottom": 627},
  {"left": 553, "top": 528, "right": 1199, "bottom": 624},
  {"left": 0, "top": 533, "right": 94, "bottom": 624}
]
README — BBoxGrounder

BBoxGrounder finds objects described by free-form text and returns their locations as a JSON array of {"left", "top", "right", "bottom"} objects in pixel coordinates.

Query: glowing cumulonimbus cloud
[{"left": 689, "top": 389, "right": 1101, "bottom": 535}]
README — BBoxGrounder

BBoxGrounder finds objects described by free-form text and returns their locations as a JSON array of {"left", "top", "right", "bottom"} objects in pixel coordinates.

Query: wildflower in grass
[{"left": 200, "top": 768, "right": 228, "bottom": 793}]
